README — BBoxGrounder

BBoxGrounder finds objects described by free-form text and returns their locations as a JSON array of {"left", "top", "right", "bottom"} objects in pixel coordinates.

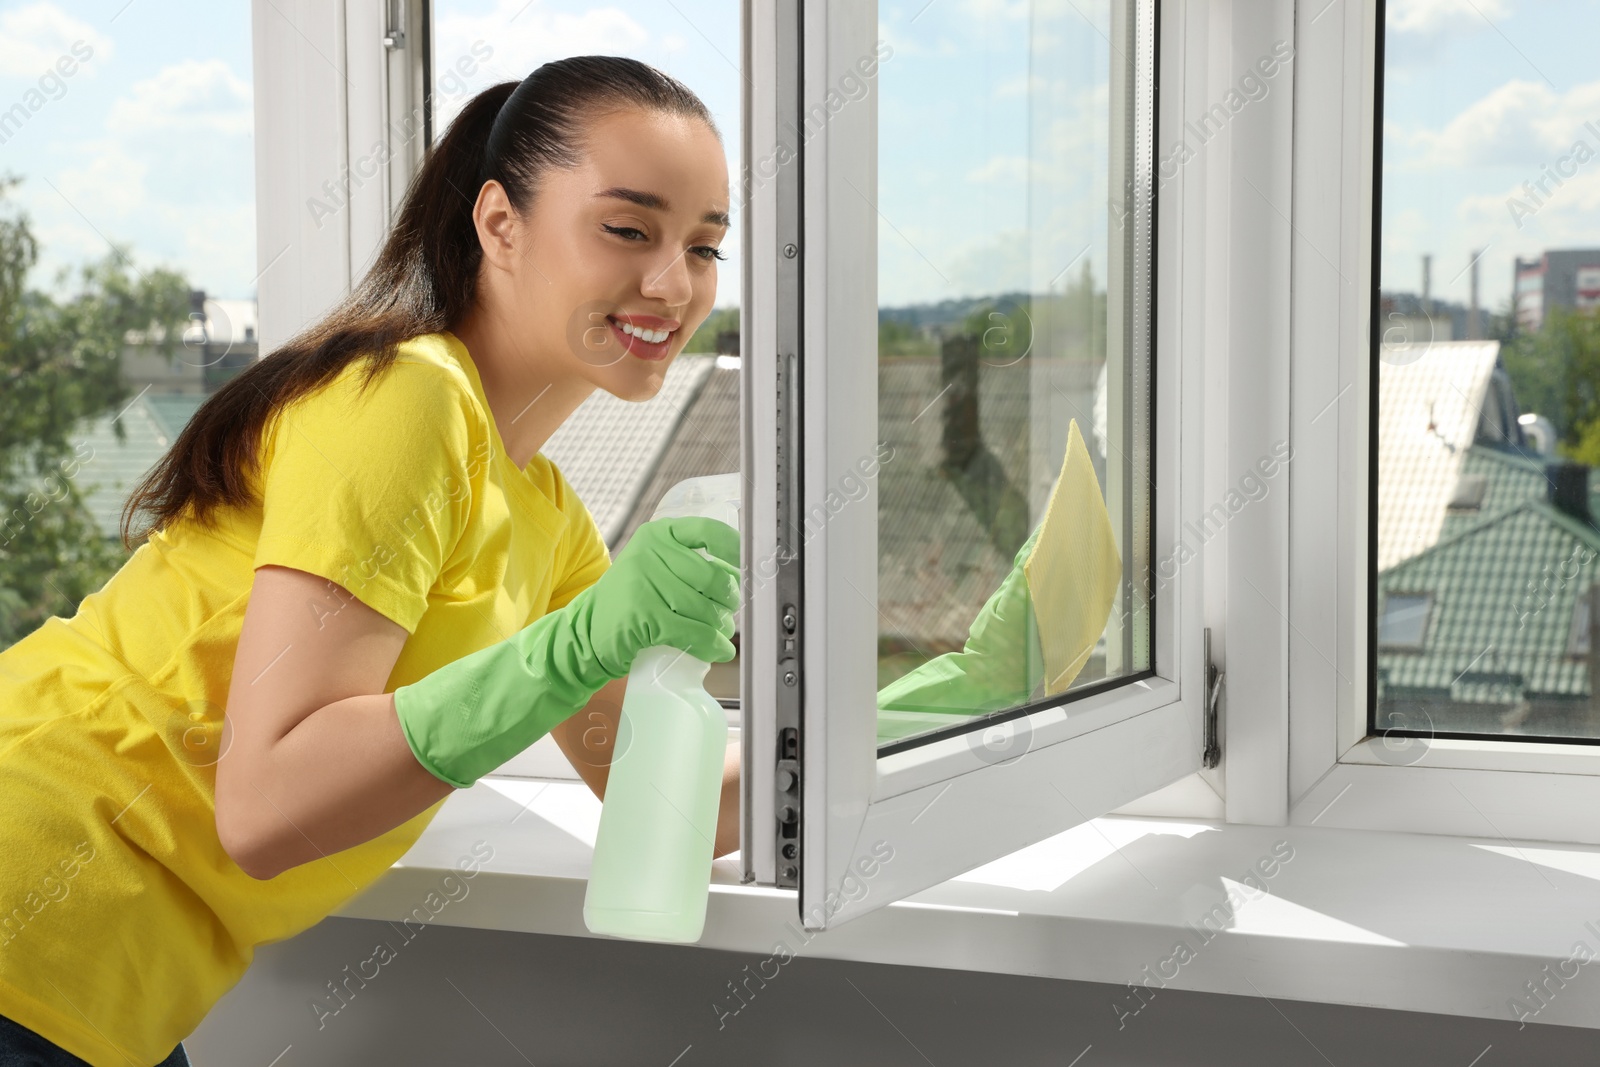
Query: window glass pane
[
  {"left": 1376, "top": 1, "right": 1600, "bottom": 740},
  {"left": 0, "top": 1, "right": 255, "bottom": 653},
  {"left": 1378, "top": 593, "right": 1431, "bottom": 649},
  {"left": 874, "top": 1, "right": 1155, "bottom": 751},
  {"left": 429, "top": 1, "right": 742, "bottom": 700}
]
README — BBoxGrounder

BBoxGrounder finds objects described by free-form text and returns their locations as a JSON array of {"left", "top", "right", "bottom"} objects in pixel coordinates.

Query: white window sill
[{"left": 335, "top": 776, "right": 1600, "bottom": 1031}]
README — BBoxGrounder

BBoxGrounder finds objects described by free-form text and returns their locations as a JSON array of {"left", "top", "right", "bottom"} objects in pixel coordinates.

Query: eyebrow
[{"left": 595, "top": 186, "right": 730, "bottom": 228}]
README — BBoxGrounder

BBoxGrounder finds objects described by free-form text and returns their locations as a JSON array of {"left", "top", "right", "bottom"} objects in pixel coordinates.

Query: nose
[{"left": 640, "top": 247, "right": 694, "bottom": 308}]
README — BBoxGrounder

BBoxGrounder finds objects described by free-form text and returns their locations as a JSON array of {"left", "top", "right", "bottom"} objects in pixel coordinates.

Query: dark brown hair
[{"left": 120, "top": 55, "right": 717, "bottom": 548}]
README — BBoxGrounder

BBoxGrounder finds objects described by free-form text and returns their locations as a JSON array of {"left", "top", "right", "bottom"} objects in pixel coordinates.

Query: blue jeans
[{"left": 0, "top": 1011, "right": 188, "bottom": 1067}]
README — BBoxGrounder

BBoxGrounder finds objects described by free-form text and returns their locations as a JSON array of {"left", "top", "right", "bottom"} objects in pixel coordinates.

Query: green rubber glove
[
  {"left": 876, "top": 522, "right": 1043, "bottom": 716},
  {"left": 393, "top": 516, "right": 741, "bottom": 789}
]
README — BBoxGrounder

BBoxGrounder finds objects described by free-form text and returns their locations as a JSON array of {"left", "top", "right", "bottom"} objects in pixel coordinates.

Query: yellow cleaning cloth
[{"left": 1024, "top": 418, "right": 1123, "bottom": 695}]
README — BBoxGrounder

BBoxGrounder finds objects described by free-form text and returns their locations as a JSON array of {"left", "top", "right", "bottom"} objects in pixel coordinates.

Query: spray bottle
[{"left": 583, "top": 472, "right": 742, "bottom": 943}]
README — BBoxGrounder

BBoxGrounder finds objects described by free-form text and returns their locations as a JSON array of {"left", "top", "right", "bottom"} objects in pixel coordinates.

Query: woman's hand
[
  {"left": 570, "top": 515, "right": 741, "bottom": 677},
  {"left": 876, "top": 523, "right": 1043, "bottom": 715},
  {"left": 392, "top": 515, "right": 743, "bottom": 791}
]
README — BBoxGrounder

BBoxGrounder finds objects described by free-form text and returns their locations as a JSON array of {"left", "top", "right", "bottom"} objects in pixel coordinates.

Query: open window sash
[{"left": 742, "top": 0, "right": 1210, "bottom": 931}]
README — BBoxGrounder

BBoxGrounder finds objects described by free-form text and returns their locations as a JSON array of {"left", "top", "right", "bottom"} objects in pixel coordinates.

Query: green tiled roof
[
  {"left": 143, "top": 393, "right": 207, "bottom": 440},
  {"left": 1437, "top": 445, "right": 1552, "bottom": 542},
  {"left": 2, "top": 392, "right": 209, "bottom": 540},
  {"left": 72, "top": 394, "right": 199, "bottom": 539},
  {"left": 1378, "top": 498, "right": 1600, "bottom": 702}
]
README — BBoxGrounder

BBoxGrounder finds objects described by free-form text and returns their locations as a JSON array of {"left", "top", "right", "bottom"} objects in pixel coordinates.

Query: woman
[{"left": 0, "top": 56, "right": 740, "bottom": 1066}]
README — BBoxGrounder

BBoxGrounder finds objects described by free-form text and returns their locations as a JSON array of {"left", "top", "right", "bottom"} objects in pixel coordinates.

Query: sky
[
  {"left": 429, "top": 0, "right": 1109, "bottom": 309},
  {"left": 0, "top": 0, "right": 1107, "bottom": 312},
  {"left": 0, "top": 0, "right": 255, "bottom": 301},
  {"left": 2, "top": 0, "right": 1568, "bottom": 316},
  {"left": 1381, "top": 0, "right": 1600, "bottom": 311}
]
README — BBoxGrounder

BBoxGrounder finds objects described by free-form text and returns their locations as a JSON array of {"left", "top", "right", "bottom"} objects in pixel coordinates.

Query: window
[
  {"left": 1569, "top": 589, "right": 1593, "bottom": 658},
  {"left": 1287, "top": 0, "right": 1600, "bottom": 846},
  {"left": 1374, "top": 0, "right": 1600, "bottom": 743},
  {"left": 250, "top": 1, "right": 1204, "bottom": 914},
  {"left": 1377, "top": 592, "right": 1430, "bottom": 650},
  {"left": 0, "top": 0, "right": 255, "bottom": 652},
  {"left": 871, "top": 0, "right": 1154, "bottom": 755},
  {"left": 428, "top": 0, "right": 744, "bottom": 702},
  {"left": 1445, "top": 472, "right": 1487, "bottom": 511},
  {"left": 775, "top": 0, "right": 1200, "bottom": 927}
]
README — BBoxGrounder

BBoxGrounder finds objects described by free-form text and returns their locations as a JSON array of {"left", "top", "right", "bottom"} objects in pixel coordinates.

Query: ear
[{"left": 474, "top": 180, "right": 523, "bottom": 272}]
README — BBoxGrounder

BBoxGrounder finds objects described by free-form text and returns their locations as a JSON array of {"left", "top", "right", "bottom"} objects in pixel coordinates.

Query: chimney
[
  {"left": 1468, "top": 250, "right": 1482, "bottom": 340},
  {"left": 939, "top": 330, "right": 980, "bottom": 472},
  {"left": 1422, "top": 254, "right": 1432, "bottom": 316},
  {"left": 1547, "top": 460, "right": 1592, "bottom": 525}
]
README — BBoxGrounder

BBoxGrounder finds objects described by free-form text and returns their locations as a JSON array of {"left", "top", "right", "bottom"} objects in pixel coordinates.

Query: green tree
[
  {"left": 1501, "top": 304, "right": 1600, "bottom": 464},
  {"left": 962, "top": 295, "right": 1035, "bottom": 366},
  {"left": 877, "top": 316, "right": 928, "bottom": 357},
  {"left": 0, "top": 174, "right": 190, "bottom": 646},
  {"left": 682, "top": 305, "right": 739, "bottom": 353}
]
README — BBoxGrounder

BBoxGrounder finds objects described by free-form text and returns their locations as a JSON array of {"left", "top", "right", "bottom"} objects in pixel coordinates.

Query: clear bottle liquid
[{"left": 583, "top": 473, "right": 740, "bottom": 943}]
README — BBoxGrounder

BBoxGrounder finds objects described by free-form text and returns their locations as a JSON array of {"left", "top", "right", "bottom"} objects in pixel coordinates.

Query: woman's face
[{"left": 508, "top": 105, "right": 730, "bottom": 402}]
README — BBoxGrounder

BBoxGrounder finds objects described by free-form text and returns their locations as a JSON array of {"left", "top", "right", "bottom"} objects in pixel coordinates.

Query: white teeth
[{"left": 617, "top": 319, "right": 671, "bottom": 344}]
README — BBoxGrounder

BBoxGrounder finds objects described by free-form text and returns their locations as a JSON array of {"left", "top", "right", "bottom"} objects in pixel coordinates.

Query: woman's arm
[
  {"left": 217, "top": 564, "right": 741, "bottom": 880},
  {"left": 714, "top": 741, "right": 740, "bottom": 858},
  {"left": 550, "top": 680, "right": 742, "bottom": 859},
  {"left": 216, "top": 565, "right": 455, "bottom": 880}
]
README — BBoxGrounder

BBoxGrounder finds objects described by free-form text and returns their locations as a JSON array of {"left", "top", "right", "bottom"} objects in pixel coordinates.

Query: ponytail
[{"left": 120, "top": 57, "right": 715, "bottom": 548}]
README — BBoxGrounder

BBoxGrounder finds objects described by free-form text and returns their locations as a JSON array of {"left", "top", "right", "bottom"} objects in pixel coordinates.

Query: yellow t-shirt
[{"left": 0, "top": 330, "right": 610, "bottom": 1065}]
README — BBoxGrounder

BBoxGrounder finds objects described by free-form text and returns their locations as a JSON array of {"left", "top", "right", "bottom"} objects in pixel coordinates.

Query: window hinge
[
  {"left": 383, "top": 0, "right": 406, "bottom": 49},
  {"left": 1202, "top": 627, "right": 1223, "bottom": 769}
]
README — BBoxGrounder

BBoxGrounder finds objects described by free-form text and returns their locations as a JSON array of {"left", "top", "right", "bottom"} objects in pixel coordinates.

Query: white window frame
[
  {"left": 252, "top": 0, "right": 425, "bottom": 353},
  {"left": 780, "top": 0, "right": 1226, "bottom": 931},
  {"left": 1284, "top": 0, "right": 1600, "bottom": 846}
]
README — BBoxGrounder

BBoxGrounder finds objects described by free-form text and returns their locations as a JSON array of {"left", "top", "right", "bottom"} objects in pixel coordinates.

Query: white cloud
[
  {"left": 1459, "top": 167, "right": 1600, "bottom": 240},
  {"left": 944, "top": 226, "right": 1032, "bottom": 296},
  {"left": 105, "top": 59, "right": 253, "bottom": 137},
  {"left": 875, "top": 19, "right": 959, "bottom": 58},
  {"left": 34, "top": 57, "right": 256, "bottom": 298},
  {"left": 53, "top": 138, "right": 147, "bottom": 219},
  {"left": 0, "top": 2, "right": 111, "bottom": 80},
  {"left": 1406, "top": 78, "right": 1600, "bottom": 169},
  {"left": 959, "top": 0, "right": 1031, "bottom": 19},
  {"left": 428, "top": 0, "right": 733, "bottom": 132},
  {"left": 1387, "top": 0, "right": 1508, "bottom": 34},
  {"left": 432, "top": 0, "right": 651, "bottom": 104},
  {"left": 966, "top": 154, "right": 1042, "bottom": 185},
  {"left": 179, "top": 199, "right": 258, "bottom": 293},
  {"left": 993, "top": 72, "right": 1046, "bottom": 100}
]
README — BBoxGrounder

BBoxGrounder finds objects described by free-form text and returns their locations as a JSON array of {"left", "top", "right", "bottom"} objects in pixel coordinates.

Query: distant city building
[
  {"left": 1512, "top": 249, "right": 1600, "bottom": 333},
  {"left": 1378, "top": 291, "right": 1469, "bottom": 346},
  {"left": 121, "top": 291, "right": 259, "bottom": 395},
  {"left": 61, "top": 294, "right": 259, "bottom": 541}
]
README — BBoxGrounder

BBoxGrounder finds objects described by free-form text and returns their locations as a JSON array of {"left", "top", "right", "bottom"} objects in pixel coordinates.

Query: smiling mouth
[{"left": 607, "top": 316, "right": 675, "bottom": 361}]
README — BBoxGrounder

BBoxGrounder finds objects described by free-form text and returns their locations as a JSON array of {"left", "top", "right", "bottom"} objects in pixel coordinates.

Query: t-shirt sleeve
[
  {"left": 546, "top": 468, "right": 611, "bottom": 613},
  {"left": 252, "top": 358, "right": 485, "bottom": 635}
]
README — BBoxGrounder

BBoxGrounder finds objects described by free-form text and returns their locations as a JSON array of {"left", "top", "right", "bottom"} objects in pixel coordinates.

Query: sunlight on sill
[
  {"left": 1221, "top": 877, "right": 1408, "bottom": 945},
  {"left": 1470, "top": 843, "right": 1600, "bottom": 883},
  {"left": 950, "top": 817, "right": 1215, "bottom": 893},
  {"left": 890, "top": 900, "right": 1022, "bottom": 916},
  {"left": 481, "top": 778, "right": 600, "bottom": 848}
]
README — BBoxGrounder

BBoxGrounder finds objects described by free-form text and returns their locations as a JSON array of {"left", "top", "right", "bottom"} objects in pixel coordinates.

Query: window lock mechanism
[{"left": 1203, "top": 628, "right": 1223, "bottom": 769}]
